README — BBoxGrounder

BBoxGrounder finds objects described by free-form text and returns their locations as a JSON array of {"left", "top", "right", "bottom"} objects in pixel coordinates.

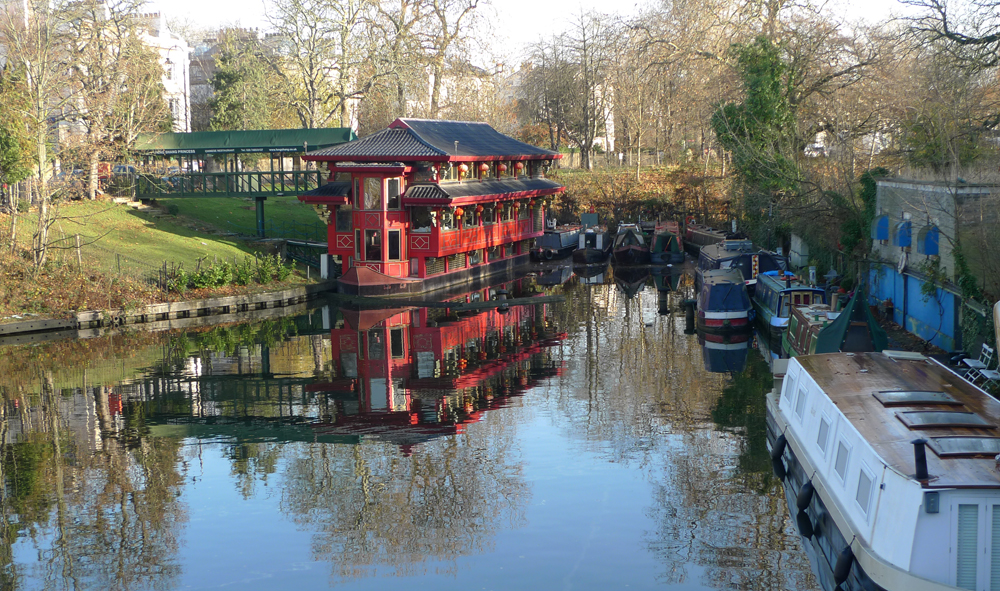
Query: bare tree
[
  {"left": 0, "top": 0, "right": 75, "bottom": 267},
  {"left": 266, "top": 0, "right": 388, "bottom": 129},
  {"left": 561, "top": 12, "right": 617, "bottom": 171},
  {"left": 65, "top": 0, "right": 171, "bottom": 200},
  {"left": 420, "top": 0, "right": 480, "bottom": 119},
  {"left": 905, "top": 0, "right": 1000, "bottom": 69}
]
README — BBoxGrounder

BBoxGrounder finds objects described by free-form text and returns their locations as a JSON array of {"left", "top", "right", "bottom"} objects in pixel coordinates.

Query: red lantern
[
  {"left": 458, "top": 163, "right": 469, "bottom": 173},
  {"left": 498, "top": 163, "right": 508, "bottom": 172},
  {"left": 479, "top": 163, "right": 490, "bottom": 173},
  {"left": 476, "top": 205, "right": 484, "bottom": 213},
  {"left": 514, "top": 162, "right": 524, "bottom": 171},
  {"left": 455, "top": 207, "right": 464, "bottom": 217},
  {"left": 529, "top": 200, "right": 536, "bottom": 207}
]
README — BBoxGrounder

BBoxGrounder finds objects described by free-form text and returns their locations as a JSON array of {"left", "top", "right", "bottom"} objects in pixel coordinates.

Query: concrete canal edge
[{"left": 0, "top": 281, "right": 337, "bottom": 345}]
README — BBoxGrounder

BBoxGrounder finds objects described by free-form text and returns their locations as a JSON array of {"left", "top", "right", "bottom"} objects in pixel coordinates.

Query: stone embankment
[{"left": 0, "top": 281, "right": 335, "bottom": 346}]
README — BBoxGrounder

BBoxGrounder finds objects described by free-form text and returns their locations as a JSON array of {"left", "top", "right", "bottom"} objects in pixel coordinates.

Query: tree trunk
[
  {"left": 33, "top": 131, "right": 50, "bottom": 268},
  {"left": 580, "top": 146, "right": 592, "bottom": 171},
  {"left": 429, "top": 61, "right": 443, "bottom": 119},
  {"left": 87, "top": 148, "right": 100, "bottom": 200}
]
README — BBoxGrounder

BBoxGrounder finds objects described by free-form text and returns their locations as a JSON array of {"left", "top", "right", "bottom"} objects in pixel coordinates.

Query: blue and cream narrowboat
[
  {"left": 752, "top": 271, "right": 827, "bottom": 344},
  {"left": 696, "top": 268, "right": 754, "bottom": 333}
]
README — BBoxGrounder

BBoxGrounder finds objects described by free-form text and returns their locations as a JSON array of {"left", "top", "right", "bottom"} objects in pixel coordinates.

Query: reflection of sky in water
[
  {"left": 1, "top": 280, "right": 817, "bottom": 590},
  {"left": 165, "top": 415, "right": 671, "bottom": 591}
]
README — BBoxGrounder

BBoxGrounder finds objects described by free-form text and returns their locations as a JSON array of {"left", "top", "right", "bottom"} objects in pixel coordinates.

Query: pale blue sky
[{"left": 153, "top": 0, "right": 912, "bottom": 62}]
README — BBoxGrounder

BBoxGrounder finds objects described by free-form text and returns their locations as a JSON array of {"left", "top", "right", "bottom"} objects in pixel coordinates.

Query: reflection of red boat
[{"left": 311, "top": 282, "right": 566, "bottom": 449}]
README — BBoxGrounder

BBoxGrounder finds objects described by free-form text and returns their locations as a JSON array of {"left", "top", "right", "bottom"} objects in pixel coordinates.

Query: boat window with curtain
[{"left": 364, "top": 177, "right": 381, "bottom": 210}]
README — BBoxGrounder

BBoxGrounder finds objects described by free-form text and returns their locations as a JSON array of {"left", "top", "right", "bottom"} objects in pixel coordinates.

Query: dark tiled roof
[
  {"left": 405, "top": 184, "right": 449, "bottom": 200},
  {"left": 402, "top": 178, "right": 563, "bottom": 205},
  {"left": 335, "top": 162, "right": 407, "bottom": 169},
  {"left": 398, "top": 119, "right": 560, "bottom": 158},
  {"left": 306, "top": 128, "right": 446, "bottom": 159},
  {"left": 298, "top": 181, "right": 351, "bottom": 198},
  {"left": 305, "top": 119, "right": 560, "bottom": 161}
]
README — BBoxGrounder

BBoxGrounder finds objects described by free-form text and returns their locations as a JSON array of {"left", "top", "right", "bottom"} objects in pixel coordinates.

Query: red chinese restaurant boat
[
  {"left": 308, "top": 282, "right": 566, "bottom": 449},
  {"left": 298, "top": 119, "right": 565, "bottom": 296}
]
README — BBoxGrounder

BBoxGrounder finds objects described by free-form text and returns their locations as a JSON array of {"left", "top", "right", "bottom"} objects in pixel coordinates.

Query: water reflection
[
  {"left": 698, "top": 329, "right": 753, "bottom": 373},
  {"left": 0, "top": 273, "right": 818, "bottom": 590},
  {"left": 572, "top": 263, "right": 608, "bottom": 284},
  {"left": 612, "top": 265, "right": 650, "bottom": 298}
]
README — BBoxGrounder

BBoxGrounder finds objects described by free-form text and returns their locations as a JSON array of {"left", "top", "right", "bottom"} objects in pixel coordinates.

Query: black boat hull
[
  {"left": 613, "top": 245, "right": 651, "bottom": 265},
  {"left": 573, "top": 248, "right": 610, "bottom": 264}
]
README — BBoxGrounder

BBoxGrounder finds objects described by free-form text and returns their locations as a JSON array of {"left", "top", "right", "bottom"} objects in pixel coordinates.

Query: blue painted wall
[{"left": 868, "top": 263, "right": 958, "bottom": 351}]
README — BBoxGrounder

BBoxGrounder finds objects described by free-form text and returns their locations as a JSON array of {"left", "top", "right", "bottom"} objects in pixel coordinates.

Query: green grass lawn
[
  {"left": 156, "top": 195, "right": 326, "bottom": 240},
  {"left": 12, "top": 201, "right": 254, "bottom": 270}
]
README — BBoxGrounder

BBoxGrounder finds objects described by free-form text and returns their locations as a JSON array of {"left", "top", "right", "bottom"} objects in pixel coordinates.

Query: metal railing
[{"left": 131, "top": 170, "right": 324, "bottom": 199}]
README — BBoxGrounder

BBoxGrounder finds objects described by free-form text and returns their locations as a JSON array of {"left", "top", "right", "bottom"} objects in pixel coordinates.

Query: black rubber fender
[
  {"left": 770, "top": 434, "right": 787, "bottom": 461},
  {"left": 796, "top": 480, "right": 815, "bottom": 511},
  {"left": 795, "top": 510, "right": 814, "bottom": 539},
  {"left": 833, "top": 544, "right": 855, "bottom": 586},
  {"left": 544, "top": 249, "right": 554, "bottom": 260},
  {"left": 771, "top": 457, "right": 786, "bottom": 480}
]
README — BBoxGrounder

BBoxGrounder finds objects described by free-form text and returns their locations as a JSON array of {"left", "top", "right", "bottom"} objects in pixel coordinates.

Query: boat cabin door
[{"left": 947, "top": 497, "right": 1000, "bottom": 590}]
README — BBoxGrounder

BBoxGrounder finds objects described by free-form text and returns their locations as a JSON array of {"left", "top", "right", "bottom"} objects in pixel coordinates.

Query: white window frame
[
  {"left": 855, "top": 462, "right": 876, "bottom": 519},
  {"left": 834, "top": 437, "right": 852, "bottom": 485},
  {"left": 795, "top": 386, "right": 808, "bottom": 420},
  {"left": 816, "top": 414, "right": 832, "bottom": 457},
  {"left": 783, "top": 371, "right": 797, "bottom": 403}
]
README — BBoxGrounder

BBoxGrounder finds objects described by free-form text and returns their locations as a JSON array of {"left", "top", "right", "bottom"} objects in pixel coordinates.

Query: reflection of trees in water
[
  {"left": 646, "top": 427, "right": 815, "bottom": 589},
  {"left": 1, "top": 383, "right": 187, "bottom": 591},
  {"left": 280, "top": 413, "right": 528, "bottom": 583},
  {"left": 711, "top": 352, "right": 779, "bottom": 490},
  {"left": 548, "top": 282, "right": 727, "bottom": 456},
  {"left": 545, "top": 283, "right": 818, "bottom": 590}
]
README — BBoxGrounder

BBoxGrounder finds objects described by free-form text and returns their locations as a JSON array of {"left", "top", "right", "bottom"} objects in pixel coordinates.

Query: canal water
[{"left": 0, "top": 265, "right": 819, "bottom": 590}]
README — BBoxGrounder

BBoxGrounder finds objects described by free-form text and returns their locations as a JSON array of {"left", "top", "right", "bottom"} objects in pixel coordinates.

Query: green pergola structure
[{"left": 131, "top": 128, "right": 356, "bottom": 236}]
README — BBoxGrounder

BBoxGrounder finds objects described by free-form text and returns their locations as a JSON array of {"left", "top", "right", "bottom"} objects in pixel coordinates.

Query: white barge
[{"left": 767, "top": 345, "right": 1000, "bottom": 591}]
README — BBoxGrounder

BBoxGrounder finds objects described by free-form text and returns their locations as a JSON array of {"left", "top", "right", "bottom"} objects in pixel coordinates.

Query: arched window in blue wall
[
  {"left": 871, "top": 215, "right": 889, "bottom": 241},
  {"left": 917, "top": 225, "right": 939, "bottom": 256},
  {"left": 892, "top": 220, "right": 912, "bottom": 248}
]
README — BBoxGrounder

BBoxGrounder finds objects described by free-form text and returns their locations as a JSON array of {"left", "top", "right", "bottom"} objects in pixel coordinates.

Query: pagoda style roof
[
  {"left": 402, "top": 178, "right": 563, "bottom": 206},
  {"left": 305, "top": 119, "right": 561, "bottom": 162},
  {"left": 297, "top": 181, "right": 351, "bottom": 204}
]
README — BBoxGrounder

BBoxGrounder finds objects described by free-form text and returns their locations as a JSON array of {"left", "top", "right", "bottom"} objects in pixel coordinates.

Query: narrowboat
[
  {"left": 572, "top": 227, "right": 613, "bottom": 264},
  {"left": 531, "top": 224, "right": 582, "bottom": 261},
  {"left": 650, "top": 229, "right": 685, "bottom": 264},
  {"left": 752, "top": 271, "right": 827, "bottom": 344},
  {"left": 612, "top": 223, "right": 651, "bottom": 265},
  {"left": 694, "top": 239, "right": 786, "bottom": 296},
  {"left": 767, "top": 344, "right": 1000, "bottom": 591},
  {"left": 684, "top": 223, "right": 727, "bottom": 255},
  {"left": 696, "top": 268, "right": 754, "bottom": 333},
  {"left": 782, "top": 287, "right": 887, "bottom": 358}
]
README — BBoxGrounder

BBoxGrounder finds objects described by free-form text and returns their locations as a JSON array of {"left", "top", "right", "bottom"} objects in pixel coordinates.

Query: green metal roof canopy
[
  {"left": 815, "top": 286, "right": 888, "bottom": 354},
  {"left": 134, "top": 128, "right": 357, "bottom": 156}
]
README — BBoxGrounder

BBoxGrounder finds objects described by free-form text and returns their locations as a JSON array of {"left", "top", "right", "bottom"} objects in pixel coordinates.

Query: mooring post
[
  {"left": 75, "top": 234, "right": 82, "bottom": 272},
  {"left": 255, "top": 195, "right": 267, "bottom": 238}
]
